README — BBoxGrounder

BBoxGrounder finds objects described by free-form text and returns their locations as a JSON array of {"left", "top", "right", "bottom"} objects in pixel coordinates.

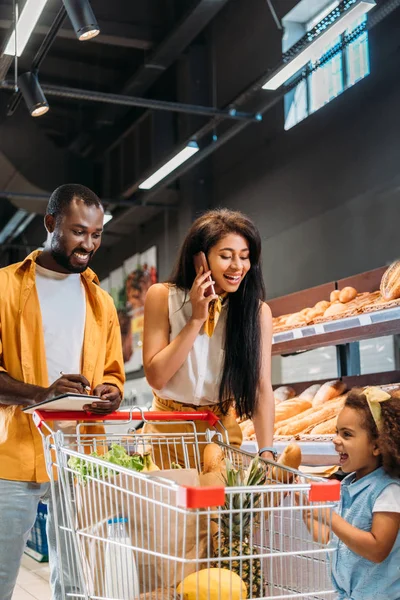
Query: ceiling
[
  {"left": 0, "top": 0, "right": 397, "bottom": 269},
  {"left": 0, "top": 0, "right": 291, "bottom": 266}
]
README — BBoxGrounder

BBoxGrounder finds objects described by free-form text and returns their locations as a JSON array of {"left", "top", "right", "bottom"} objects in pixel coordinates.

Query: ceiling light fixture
[
  {"left": 262, "top": 0, "right": 375, "bottom": 91},
  {"left": 18, "top": 72, "right": 49, "bottom": 117},
  {"left": 62, "top": 0, "right": 100, "bottom": 41},
  {"left": 0, "top": 210, "right": 36, "bottom": 244},
  {"left": 139, "top": 142, "right": 200, "bottom": 190},
  {"left": 4, "top": 0, "right": 50, "bottom": 57},
  {"left": 103, "top": 212, "right": 113, "bottom": 225}
]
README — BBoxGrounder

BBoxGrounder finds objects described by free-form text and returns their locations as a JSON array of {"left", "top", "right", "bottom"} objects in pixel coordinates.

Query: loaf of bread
[
  {"left": 272, "top": 443, "right": 302, "bottom": 484},
  {"left": 330, "top": 290, "right": 341, "bottom": 302},
  {"left": 339, "top": 286, "right": 357, "bottom": 303},
  {"left": 285, "top": 312, "right": 308, "bottom": 328},
  {"left": 315, "top": 300, "right": 331, "bottom": 312},
  {"left": 310, "top": 416, "right": 338, "bottom": 435},
  {"left": 202, "top": 443, "right": 226, "bottom": 474},
  {"left": 275, "top": 397, "right": 345, "bottom": 436},
  {"left": 275, "top": 399, "right": 312, "bottom": 424},
  {"left": 380, "top": 261, "right": 400, "bottom": 301},
  {"left": 299, "top": 384, "right": 321, "bottom": 401},
  {"left": 312, "top": 380, "right": 347, "bottom": 408},
  {"left": 274, "top": 386, "right": 296, "bottom": 403},
  {"left": 275, "top": 396, "right": 343, "bottom": 431},
  {"left": 323, "top": 302, "right": 348, "bottom": 318}
]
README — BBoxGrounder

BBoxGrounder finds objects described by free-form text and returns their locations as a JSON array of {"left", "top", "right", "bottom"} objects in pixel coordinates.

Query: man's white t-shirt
[{"left": 35, "top": 263, "right": 86, "bottom": 431}]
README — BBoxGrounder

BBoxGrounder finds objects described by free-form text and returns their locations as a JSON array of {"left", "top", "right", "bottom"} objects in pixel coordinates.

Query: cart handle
[{"left": 32, "top": 409, "right": 220, "bottom": 430}]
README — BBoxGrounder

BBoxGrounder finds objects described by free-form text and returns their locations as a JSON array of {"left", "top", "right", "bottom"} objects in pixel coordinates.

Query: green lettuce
[{"left": 68, "top": 443, "right": 144, "bottom": 484}]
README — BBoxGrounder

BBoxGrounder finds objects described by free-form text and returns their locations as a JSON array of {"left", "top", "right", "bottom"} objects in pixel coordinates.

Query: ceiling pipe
[
  {"left": 0, "top": 190, "right": 179, "bottom": 210},
  {"left": 1, "top": 81, "right": 262, "bottom": 122}
]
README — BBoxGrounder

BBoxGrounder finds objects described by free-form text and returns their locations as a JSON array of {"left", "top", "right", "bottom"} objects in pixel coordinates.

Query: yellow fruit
[
  {"left": 142, "top": 452, "right": 160, "bottom": 472},
  {"left": 176, "top": 568, "right": 247, "bottom": 600}
]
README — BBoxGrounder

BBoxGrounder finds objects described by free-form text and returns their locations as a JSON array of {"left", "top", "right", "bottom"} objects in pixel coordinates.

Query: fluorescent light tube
[
  {"left": 4, "top": 0, "right": 50, "bottom": 57},
  {"left": 262, "top": 0, "right": 375, "bottom": 91},
  {"left": 103, "top": 212, "right": 113, "bottom": 225},
  {"left": 139, "top": 142, "right": 199, "bottom": 190}
]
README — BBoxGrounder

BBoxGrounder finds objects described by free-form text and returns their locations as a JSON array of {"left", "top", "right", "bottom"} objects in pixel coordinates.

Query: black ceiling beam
[
  {"left": 71, "top": 0, "right": 231, "bottom": 151},
  {"left": 1, "top": 80, "right": 261, "bottom": 122},
  {"left": 0, "top": 190, "right": 179, "bottom": 210},
  {"left": 0, "top": 6, "right": 157, "bottom": 51}
]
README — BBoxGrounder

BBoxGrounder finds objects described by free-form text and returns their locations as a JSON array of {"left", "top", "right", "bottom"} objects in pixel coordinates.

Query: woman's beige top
[{"left": 154, "top": 285, "right": 227, "bottom": 406}]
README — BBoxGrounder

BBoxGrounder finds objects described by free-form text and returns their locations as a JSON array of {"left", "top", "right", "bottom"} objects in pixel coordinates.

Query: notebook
[{"left": 22, "top": 393, "right": 102, "bottom": 414}]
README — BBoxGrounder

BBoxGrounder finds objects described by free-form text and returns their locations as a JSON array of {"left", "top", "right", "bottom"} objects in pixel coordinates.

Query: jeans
[{"left": 0, "top": 478, "right": 80, "bottom": 600}]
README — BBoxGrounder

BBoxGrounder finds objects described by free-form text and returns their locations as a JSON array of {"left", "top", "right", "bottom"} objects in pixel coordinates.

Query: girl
[
  {"left": 142, "top": 208, "right": 275, "bottom": 466},
  {"left": 304, "top": 387, "right": 400, "bottom": 600}
]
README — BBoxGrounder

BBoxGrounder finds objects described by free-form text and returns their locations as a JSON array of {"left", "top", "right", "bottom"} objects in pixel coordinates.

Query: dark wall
[
  {"left": 91, "top": 0, "right": 400, "bottom": 298},
  {"left": 210, "top": 4, "right": 400, "bottom": 299}
]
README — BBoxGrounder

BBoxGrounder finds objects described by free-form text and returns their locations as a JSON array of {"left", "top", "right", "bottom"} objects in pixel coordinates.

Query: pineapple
[{"left": 212, "top": 458, "right": 267, "bottom": 598}]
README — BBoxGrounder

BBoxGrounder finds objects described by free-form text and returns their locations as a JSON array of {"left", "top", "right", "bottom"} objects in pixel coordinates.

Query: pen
[{"left": 60, "top": 371, "right": 91, "bottom": 393}]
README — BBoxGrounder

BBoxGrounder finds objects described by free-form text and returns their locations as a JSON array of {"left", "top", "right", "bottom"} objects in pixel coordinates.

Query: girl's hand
[{"left": 190, "top": 267, "right": 218, "bottom": 323}]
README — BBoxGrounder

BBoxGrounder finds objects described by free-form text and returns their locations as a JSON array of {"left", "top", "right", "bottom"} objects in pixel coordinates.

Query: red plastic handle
[{"left": 33, "top": 409, "right": 220, "bottom": 429}]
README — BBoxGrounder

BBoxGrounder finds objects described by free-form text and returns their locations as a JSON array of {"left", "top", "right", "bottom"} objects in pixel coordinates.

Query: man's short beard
[{"left": 51, "top": 248, "right": 90, "bottom": 273}]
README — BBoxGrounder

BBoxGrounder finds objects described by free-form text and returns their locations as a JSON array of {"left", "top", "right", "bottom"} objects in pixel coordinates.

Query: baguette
[
  {"left": 275, "top": 398, "right": 345, "bottom": 436},
  {"left": 272, "top": 443, "right": 302, "bottom": 484},
  {"left": 275, "top": 399, "right": 312, "bottom": 424},
  {"left": 274, "top": 386, "right": 296, "bottom": 403},
  {"left": 312, "top": 380, "right": 347, "bottom": 408},
  {"left": 299, "top": 384, "right": 321, "bottom": 402},
  {"left": 380, "top": 260, "right": 400, "bottom": 301},
  {"left": 310, "top": 416, "right": 338, "bottom": 435},
  {"left": 275, "top": 396, "right": 345, "bottom": 431}
]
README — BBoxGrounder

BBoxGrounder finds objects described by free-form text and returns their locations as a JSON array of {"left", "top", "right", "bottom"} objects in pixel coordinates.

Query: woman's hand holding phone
[{"left": 190, "top": 267, "right": 218, "bottom": 323}]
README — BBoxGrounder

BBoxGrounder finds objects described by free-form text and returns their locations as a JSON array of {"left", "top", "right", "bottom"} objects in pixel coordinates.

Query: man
[{"left": 0, "top": 184, "right": 125, "bottom": 600}]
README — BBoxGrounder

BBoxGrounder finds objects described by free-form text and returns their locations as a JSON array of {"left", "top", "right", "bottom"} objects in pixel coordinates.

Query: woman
[{"left": 143, "top": 208, "right": 275, "bottom": 467}]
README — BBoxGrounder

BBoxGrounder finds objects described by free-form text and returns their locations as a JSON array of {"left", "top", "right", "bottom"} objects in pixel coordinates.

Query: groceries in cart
[{"left": 34, "top": 409, "right": 340, "bottom": 599}]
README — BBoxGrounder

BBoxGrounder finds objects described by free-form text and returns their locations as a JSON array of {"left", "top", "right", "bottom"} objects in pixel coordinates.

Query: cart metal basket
[{"left": 33, "top": 408, "right": 340, "bottom": 600}]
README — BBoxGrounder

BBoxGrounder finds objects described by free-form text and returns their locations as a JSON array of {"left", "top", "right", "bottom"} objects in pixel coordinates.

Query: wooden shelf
[{"left": 272, "top": 306, "right": 400, "bottom": 355}]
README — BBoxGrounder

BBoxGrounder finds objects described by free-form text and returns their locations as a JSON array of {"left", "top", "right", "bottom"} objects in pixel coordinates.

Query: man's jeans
[{"left": 0, "top": 478, "right": 80, "bottom": 600}]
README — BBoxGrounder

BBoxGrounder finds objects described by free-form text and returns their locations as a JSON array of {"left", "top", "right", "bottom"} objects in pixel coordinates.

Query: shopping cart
[{"left": 33, "top": 408, "right": 340, "bottom": 600}]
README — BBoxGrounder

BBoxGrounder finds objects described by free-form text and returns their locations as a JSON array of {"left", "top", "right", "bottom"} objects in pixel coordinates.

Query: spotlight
[
  {"left": 18, "top": 72, "right": 49, "bottom": 117},
  {"left": 62, "top": 0, "right": 100, "bottom": 41}
]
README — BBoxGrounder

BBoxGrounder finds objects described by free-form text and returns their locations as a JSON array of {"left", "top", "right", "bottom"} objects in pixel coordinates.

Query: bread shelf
[
  {"left": 241, "top": 440, "right": 338, "bottom": 467},
  {"left": 272, "top": 305, "right": 400, "bottom": 355}
]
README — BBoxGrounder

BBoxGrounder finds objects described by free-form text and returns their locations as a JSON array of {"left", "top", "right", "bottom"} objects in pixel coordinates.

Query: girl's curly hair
[{"left": 345, "top": 389, "right": 400, "bottom": 478}]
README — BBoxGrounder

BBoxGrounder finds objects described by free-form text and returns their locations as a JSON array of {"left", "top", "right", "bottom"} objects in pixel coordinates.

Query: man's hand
[
  {"left": 33, "top": 374, "right": 91, "bottom": 405},
  {"left": 84, "top": 384, "right": 121, "bottom": 415}
]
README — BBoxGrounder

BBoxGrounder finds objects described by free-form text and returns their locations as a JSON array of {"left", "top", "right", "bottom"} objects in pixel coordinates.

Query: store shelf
[
  {"left": 272, "top": 306, "right": 400, "bottom": 355},
  {"left": 241, "top": 440, "right": 339, "bottom": 467}
]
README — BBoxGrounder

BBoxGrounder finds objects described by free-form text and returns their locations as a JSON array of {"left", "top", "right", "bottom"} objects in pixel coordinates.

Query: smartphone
[{"left": 193, "top": 251, "right": 215, "bottom": 297}]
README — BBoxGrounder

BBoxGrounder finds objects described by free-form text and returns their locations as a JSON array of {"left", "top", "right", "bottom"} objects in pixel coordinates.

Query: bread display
[
  {"left": 274, "top": 397, "right": 346, "bottom": 436},
  {"left": 323, "top": 302, "right": 349, "bottom": 318},
  {"left": 380, "top": 260, "right": 400, "bottom": 301},
  {"left": 274, "top": 386, "right": 296, "bottom": 403},
  {"left": 310, "top": 416, "right": 338, "bottom": 435},
  {"left": 299, "top": 384, "right": 321, "bottom": 401},
  {"left": 312, "top": 380, "right": 347, "bottom": 408},
  {"left": 272, "top": 265, "right": 400, "bottom": 334},
  {"left": 275, "top": 399, "right": 312, "bottom": 423}
]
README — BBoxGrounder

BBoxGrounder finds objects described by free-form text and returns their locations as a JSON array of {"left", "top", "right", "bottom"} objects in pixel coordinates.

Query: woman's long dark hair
[{"left": 168, "top": 208, "right": 266, "bottom": 419}]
